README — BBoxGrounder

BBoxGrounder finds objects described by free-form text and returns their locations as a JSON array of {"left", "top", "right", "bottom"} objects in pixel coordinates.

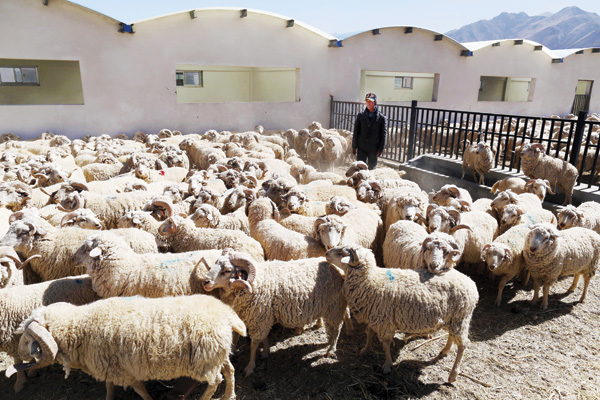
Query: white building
[{"left": 1, "top": 0, "right": 599, "bottom": 138}]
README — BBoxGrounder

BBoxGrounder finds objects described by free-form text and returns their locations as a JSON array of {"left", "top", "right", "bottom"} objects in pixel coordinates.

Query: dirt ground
[{"left": 1, "top": 272, "right": 599, "bottom": 400}]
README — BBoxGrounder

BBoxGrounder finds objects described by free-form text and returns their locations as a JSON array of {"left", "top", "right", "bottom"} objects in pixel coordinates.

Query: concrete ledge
[{"left": 381, "top": 154, "right": 600, "bottom": 210}]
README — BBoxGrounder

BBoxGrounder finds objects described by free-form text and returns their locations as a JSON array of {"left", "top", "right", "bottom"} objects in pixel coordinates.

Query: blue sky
[{"left": 69, "top": 1, "right": 599, "bottom": 35}]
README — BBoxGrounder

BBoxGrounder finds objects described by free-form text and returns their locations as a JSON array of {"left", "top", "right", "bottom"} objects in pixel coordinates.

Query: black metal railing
[
  {"left": 330, "top": 98, "right": 600, "bottom": 189},
  {"left": 572, "top": 94, "right": 590, "bottom": 115}
]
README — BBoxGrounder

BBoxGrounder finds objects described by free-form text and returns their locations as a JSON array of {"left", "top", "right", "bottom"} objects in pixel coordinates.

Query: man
[{"left": 352, "top": 92, "right": 387, "bottom": 170}]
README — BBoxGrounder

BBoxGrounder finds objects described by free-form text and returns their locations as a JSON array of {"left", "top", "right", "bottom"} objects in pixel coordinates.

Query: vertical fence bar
[
  {"left": 407, "top": 100, "right": 418, "bottom": 160},
  {"left": 570, "top": 111, "right": 588, "bottom": 168}
]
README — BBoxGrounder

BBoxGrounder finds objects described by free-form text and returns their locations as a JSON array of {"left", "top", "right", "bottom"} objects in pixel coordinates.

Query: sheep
[
  {"left": 247, "top": 198, "right": 325, "bottom": 261},
  {"left": 498, "top": 204, "right": 557, "bottom": 235},
  {"left": 383, "top": 187, "right": 429, "bottom": 231},
  {"left": 9, "top": 294, "right": 245, "bottom": 400},
  {"left": 157, "top": 215, "right": 265, "bottom": 261},
  {"left": 523, "top": 223, "right": 600, "bottom": 310},
  {"left": 202, "top": 249, "right": 347, "bottom": 376},
  {"left": 325, "top": 245, "right": 478, "bottom": 382},
  {"left": 279, "top": 187, "right": 326, "bottom": 217},
  {"left": 519, "top": 142, "right": 578, "bottom": 204},
  {"left": 0, "top": 275, "right": 100, "bottom": 393},
  {"left": 523, "top": 179, "right": 555, "bottom": 201},
  {"left": 0, "top": 247, "right": 40, "bottom": 288},
  {"left": 431, "top": 184, "right": 473, "bottom": 206},
  {"left": 322, "top": 136, "right": 344, "bottom": 171},
  {"left": 73, "top": 233, "right": 223, "bottom": 298},
  {"left": 481, "top": 224, "right": 531, "bottom": 306},
  {"left": 557, "top": 202, "right": 600, "bottom": 234},
  {"left": 58, "top": 189, "right": 156, "bottom": 229},
  {"left": 490, "top": 190, "right": 542, "bottom": 215},
  {"left": 491, "top": 177, "right": 528, "bottom": 195},
  {"left": 56, "top": 208, "right": 103, "bottom": 229},
  {"left": 298, "top": 165, "right": 346, "bottom": 185},
  {"left": 461, "top": 141, "right": 494, "bottom": 185},
  {"left": 190, "top": 203, "right": 250, "bottom": 235},
  {"left": 278, "top": 211, "right": 321, "bottom": 236},
  {"left": 424, "top": 205, "right": 498, "bottom": 267},
  {"left": 1, "top": 217, "right": 158, "bottom": 283},
  {"left": 313, "top": 208, "right": 382, "bottom": 256},
  {"left": 382, "top": 220, "right": 428, "bottom": 269}
]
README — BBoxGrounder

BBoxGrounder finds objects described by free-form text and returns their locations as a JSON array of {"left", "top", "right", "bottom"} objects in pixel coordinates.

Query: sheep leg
[
  {"left": 198, "top": 374, "right": 222, "bottom": 400},
  {"left": 220, "top": 359, "right": 236, "bottom": 400},
  {"left": 380, "top": 335, "right": 394, "bottom": 374},
  {"left": 244, "top": 338, "right": 262, "bottom": 376},
  {"left": 324, "top": 319, "right": 342, "bottom": 357},
  {"left": 579, "top": 274, "right": 592, "bottom": 303},
  {"left": 343, "top": 308, "right": 354, "bottom": 334},
  {"left": 495, "top": 275, "right": 512, "bottom": 307},
  {"left": 360, "top": 327, "right": 375, "bottom": 356},
  {"left": 541, "top": 282, "right": 552, "bottom": 310},
  {"left": 566, "top": 274, "right": 581, "bottom": 293},
  {"left": 13, "top": 366, "right": 26, "bottom": 394},
  {"left": 105, "top": 381, "right": 114, "bottom": 400},
  {"left": 435, "top": 335, "right": 454, "bottom": 360},
  {"left": 447, "top": 340, "right": 466, "bottom": 383},
  {"left": 530, "top": 277, "right": 541, "bottom": 305},
  {"left": 130, "top": 381, "right": 152, "bottom": 400},
  {"left": 261, "top": 338, "right": 270, "bottom": 358}
]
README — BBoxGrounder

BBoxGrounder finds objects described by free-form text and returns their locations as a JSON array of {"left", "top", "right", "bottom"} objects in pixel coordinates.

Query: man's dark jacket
[{"left": 352, "top": 107, "right": 387, "bottom": 152}]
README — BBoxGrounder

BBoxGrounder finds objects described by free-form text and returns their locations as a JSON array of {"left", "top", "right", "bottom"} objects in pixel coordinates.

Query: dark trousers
[{"left": 357, "top": 148, "right": 378, "bottom": 170}]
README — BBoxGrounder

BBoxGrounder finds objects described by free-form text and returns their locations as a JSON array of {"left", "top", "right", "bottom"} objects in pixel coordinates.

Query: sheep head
[
  {"left": 60, "top": 209, "right": 102, "bottom": 230},
  {"left": 7, "top": 320, "right": 58, "bottom": 379},
  {"left": 556, "top": 205, "right": 583, "bottom": 230},
  {"left": 0, "top": 219, "right": 47, "bottom": 249},
  {"left": 190, "top": 204, "right": 221, "bottom": 228},
  {"left": 524, "top": 179, "right": 554, "bottom": 201},
  {"left": 490, "top": 190, "right": 519, "bottom": 212},
  {"left": 525, "top": 224, "right": 559, "bottom": 255},
  {"left": 420, "top": 233, "right": 462, "bottom": 274},
  {"left": 280, "top": 189, "right": 308, "bottom": 214},
  {"left": 203, "top": 248, "right": 256, "bottom": 293},
  {"left": 481, "top": 243, "right": 512, "bottom": 272},
  {"left": 519, "top": 143, "right": 545, "bottom": 160},
  {"left": 326, "top": 196, "right": 356, "bottom": 216},
  {"left": 326, "top": 245, "right": 373, "bottom": 271},
  {"left": 314, "top": 215, "right": 347, "bottom": 250}
]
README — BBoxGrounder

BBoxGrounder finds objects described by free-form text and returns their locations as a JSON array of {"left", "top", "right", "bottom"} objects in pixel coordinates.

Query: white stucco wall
[{"left": 1, "top": 1, "right": 599, "bottom": 139}]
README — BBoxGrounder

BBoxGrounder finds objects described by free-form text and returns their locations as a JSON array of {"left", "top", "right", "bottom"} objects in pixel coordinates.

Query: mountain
[{"left": 445, "top": 7, "right": 600, "bottom": 49}]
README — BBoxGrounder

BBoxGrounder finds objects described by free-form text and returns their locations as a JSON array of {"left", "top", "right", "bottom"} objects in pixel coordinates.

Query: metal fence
[{"left": 330, "top": 99, "right": 600, "bottom": 189}]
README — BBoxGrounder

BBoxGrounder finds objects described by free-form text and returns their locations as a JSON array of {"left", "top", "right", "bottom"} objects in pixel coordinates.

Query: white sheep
[
  {"left": 481, "top": 224, "right": 531, "bottom": 306},
  {"left": 190, "top": 203, "right": 250, "bottom": 235},
  {"left": 298, "top": 165, "right": 346, "bottom": 185},
  {"left": 383, "top": 187, "right": 429, "bottom": 231},
  {"left": 0, "top": 275, "right": 100, "bottom": 393},
  {"left": 73, "top": 232, "right": 223, "bottom": 298},
  {"left": 498, "top": 204, "right": 557, "bottom": 235},
  {"left": 519, "top": 142, "right": 578, "bottom": 205},
  {"left": 10, "top": 294, "right": 245, "bottom": 400},
  {"left": 202, "top": 249, "right": 347, "bottom": 376},
  {"left": 491, "top": 177, "right": 528, "bottom": 195},
  {"left": 157, "top": 215, "right": 265, "bottom": 261},
  {"left": 557, "top": 202, "right": 600, "bottom": 233},
  {"left": 247, "top": 198, "right": 325, "bottom": 261},
  {"left": 325, "top": 245, "right": 478, "bottom": 382},
  {"left": 523, "top": 223, "right": 600, "bottom": 310},
  {"left": 431, "top": 184, "right": 473, "bottom": 206},
  {"left": 461, "top": 141, "right": 494, "bottom": 185},
  {"left": 490, "top": 189, "right": 542, "bottom": 215}
]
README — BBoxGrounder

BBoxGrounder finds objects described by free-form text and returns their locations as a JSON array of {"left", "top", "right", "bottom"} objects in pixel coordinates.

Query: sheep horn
[
  {"left": 544, "top": 180, "right": 555, "bottom": 194},
  {"left": 152, "top": 200, "right": 173, "bottom": 218},
  {"left": 228, "top": 253, "right": 256, "bottom": 284},
  {"left": 13, "top": 254, "right": 42, "bottom": 271},
  {"left": 8, "top": 211, "right": 25, "bottom": 224},
  {"left": 314, "top": 216, "right": 329, "bottom": 231},
  {"left": 60, "top": 212, "right": 80, "bottom": 228},
  {"left": 231, "top": 279, "right": 253, "bottom": 292},
  {"left": 13, "top": 182, "right": 32, "bottom": 199},
  {"left": 449, "top": 224, "right": 472, "bottom": 234},
  {"left": 415, "top": 213, "right": 427, "bottom": 225},
  {"left": 71, "top": 182, "right": 89, "bottom": 192},
  {"left": 530, "top": 143, "right": 545, "bottom": 152},
  {"left": 447, "top": 209, "right": 461, "bottom": 224},
  {"left": 426, "top": 204, "right": 437, "bottom": 217},
  {"left": 370, "top": 181, "right": 382, "bottom": 191},
  {"left": 524, "top": 180, "right": 534, "bottom": 189},
  {"left": 39, "top": 186, "right": 52, "bottom": 197},
  {"left": 23, "top": 321, "right": 58, "bottom": 369}
]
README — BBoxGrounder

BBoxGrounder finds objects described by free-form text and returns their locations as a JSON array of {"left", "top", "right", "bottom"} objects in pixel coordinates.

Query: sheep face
[
  {"left": 61, "top": 209, "right": 102, "bottom": 230},
  {"left": 116, "top": 211, "right": 149, "bottom": 229},
  {"left": 190, "top": 204, "right": 220, "bottom": 228},
  {"left": 420, "top": 234, "right": 462, "bottom": 274},
  {"left": 481, "top": 243, "right": 512, "bottom": 272},
  {"left": 432, "top": 185, "right": 460, "bottom": 205},
  {"left": 325, "top": 244, "right": 373, "bottom": 271},
  {"left": 356, "top": 181, "right": 381, "bottom": 203},
  {"left": 556, "top": 206, "right": 582, "bottom": 230},
  {"left": 490, "top": 190, "right": 518, "bottom": 211},
  {"left": 59, "top": 192, "right": 85, "bottom": 211},
  {"left": 500, "top": 205, "right": 524, "bottom": 227},
  {"left": 520, "top": 143, "right": 544, "bottom": 161},
  {"left": 394, "top": 196, "right": 423, "bottom": 221},
  {"left": 192, "top": 188, "right": 220, "bottom": 210},
  {"left": 426, "top": 206, "right": 458, "bottom": 234},
  {"left": 525, "top": 179, "right": 553, "bottom": 201},
  {"left": 315, "top": 216, "right": 346, "bottom": 250},
  {"left": 203, "top": 250, "right": 254, "bottom": 293},
  {"left": 326, "top": 196, "right": 356, "bottom": 216},
  {"left": 280, "top": 190, "right": 308, "bottom": 214},
  {"left": 0, "top": 220, "right": 47, "bottom": 249},
  {"left": 525, "top": 224, "right": 558, "bottom": 255},
  {"left": 224, "top": 187, "right": 255, "bottom": 213}
]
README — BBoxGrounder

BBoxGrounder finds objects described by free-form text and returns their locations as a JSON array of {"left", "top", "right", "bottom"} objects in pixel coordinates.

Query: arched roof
[
  {"left": 131, "top": 7, "right": 337, "bottom": 41},
  {"left": 340, "top": 26, "right": 469, "bottom": 50},
  {"left": 461, "top": 39, "right": 561, "bottom": 62}
]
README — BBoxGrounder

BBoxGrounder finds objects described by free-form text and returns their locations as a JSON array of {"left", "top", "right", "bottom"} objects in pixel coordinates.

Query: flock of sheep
[{"left": 0, "top": 121, "right": 598, "bottom": 400}]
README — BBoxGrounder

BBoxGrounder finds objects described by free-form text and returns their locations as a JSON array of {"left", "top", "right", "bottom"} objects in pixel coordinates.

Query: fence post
[
  {"left": 569, "top": 110, "right": 588, "bottom": 166},
  {"left": 329, "top": 95, "right": 334, "bottom": 129},
  {"left": 407, "top": 100, "right": 418, "bottom": 160}
]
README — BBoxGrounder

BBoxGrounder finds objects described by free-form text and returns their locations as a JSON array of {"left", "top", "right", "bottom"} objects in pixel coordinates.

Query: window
[
  {"left": 176, "top": 71, "right": 202, "bottom": 87},
  {"left": 0, "top": 66, "right": 39, "bottom": 85},
  {"left": 394, "top": 76, "right": 413, "bottom": 89}
]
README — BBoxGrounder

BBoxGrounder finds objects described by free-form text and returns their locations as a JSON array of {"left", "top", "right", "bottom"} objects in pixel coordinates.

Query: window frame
[
  {"left": 394, "top": 76, "right": 413, "bottom": 89},
  {"left": 176, "top": 70, "right": 203, "bottom": 87},
  {"left": 0, "top": 66, "right": 39, "bottom": 86}
]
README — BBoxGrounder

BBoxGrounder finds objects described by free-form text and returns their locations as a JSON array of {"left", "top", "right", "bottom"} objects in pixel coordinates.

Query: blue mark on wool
[
  {"left": 525, "top": 213, "right": 536, "bottom": 225},
  {"left": 158, "top": 252, "right": 197, "bottom": 268},
  {"left": 107, "top": 196, "right": 117, "bottom": 200},
  {"left": 386, "top": 270, "right": 395, "bottom": 281},
  {"left": 75, "top": 279, "right": 83, "bottom": 285}
]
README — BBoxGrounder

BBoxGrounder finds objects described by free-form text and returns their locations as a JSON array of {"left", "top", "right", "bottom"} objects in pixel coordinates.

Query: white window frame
[
  {"left": 0, "top": 66, "right": 39, "bottom": 86},
  {"left": 176, "top": 70, "right": 203, "bottom": 87},
  {"left": 394, "top": 76, "right": 413, "bottom": 89}
]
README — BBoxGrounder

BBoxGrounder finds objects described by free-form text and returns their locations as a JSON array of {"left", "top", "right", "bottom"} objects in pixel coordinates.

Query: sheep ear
[
  {"left": 517, "top": 208, "right": 525, "bottom": 216},
  {"left": 89, "top": 247, "right": 102, "bottom": 258},
  {"left": 340, "top": 256, "right": 351, "bottom": 264},
  {"left": 450, "top": 250, "right": 462, "bottom": 263},
  {"left": 503, "top": 248, "right": 513, "bottom": 262},
  {"left": 206, "top": 213, "right": 213, "bottom": 221}
]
